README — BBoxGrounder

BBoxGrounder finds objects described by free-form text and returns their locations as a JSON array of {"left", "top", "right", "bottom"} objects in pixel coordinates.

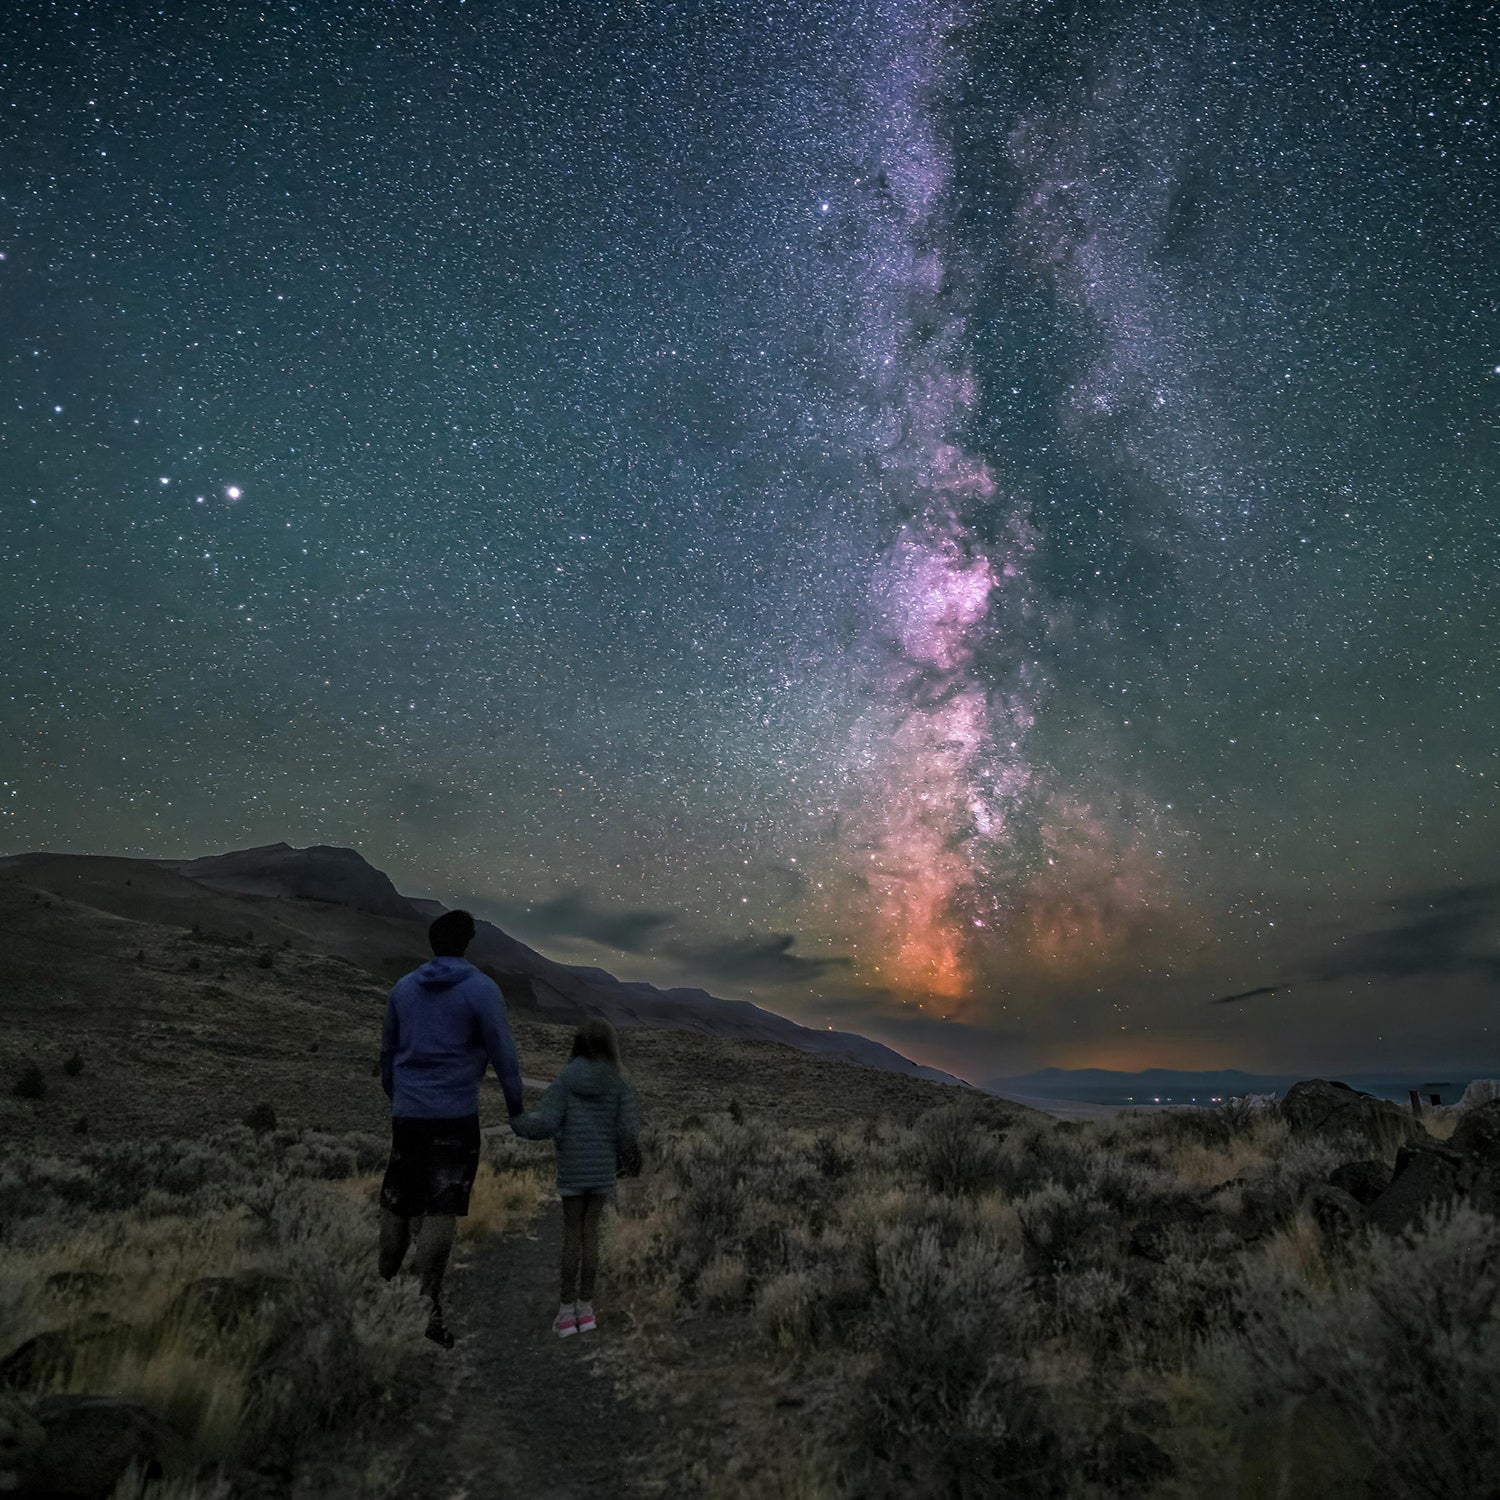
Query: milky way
[{"left": 2, "top": 2, "right": 1497, "bottom": 1077}]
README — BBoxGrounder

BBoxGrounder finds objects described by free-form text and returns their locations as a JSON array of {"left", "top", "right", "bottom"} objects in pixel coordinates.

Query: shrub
[
  {"left": 242, "top": 1103, "right": 278, "bottom": 1135},
  {"left": 13, "top": 1066, "right": 46, "bottom": 1101},
  {"left": 858, "top": 1225, "right": 1058, "bottom": 1498},
  {"left": 61, "top": 1050, "right": 85, "bottom": 1078},
  {"left": 256, "top": 952, "right": 274, "bottom": 970},
  {"left": 911, "top": 1104, "right": 1006, "bottom": 1196},
  {"left": 698, "top": 1252, "right": 748, "bottom": 1311},
  {"left": 1186, "top": 1204, "right": 1500, "bottom": 1496},
  {"left": 755, "top": 1269, "right": 822, "bottom": 1352}
]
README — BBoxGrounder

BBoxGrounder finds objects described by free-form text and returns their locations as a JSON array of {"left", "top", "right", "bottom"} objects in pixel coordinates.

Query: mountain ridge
[{"left": 0, "top": 844, "right": 963, "bottom": 1089}]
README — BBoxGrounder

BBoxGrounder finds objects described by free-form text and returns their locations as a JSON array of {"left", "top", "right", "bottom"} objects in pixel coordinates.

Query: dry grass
[
  {"left": 458, "top": 1160, "right": 552, "bottom": 1243},
  {"left": 1164, "top": 1115, "right": 1286, "bottom": 1188},
  {"left": 599, "top": 1100, "right": 1499, "bottom": 1500},
  {"left": 0, "top": 1126, "right": 550, "bottom": 1494}
]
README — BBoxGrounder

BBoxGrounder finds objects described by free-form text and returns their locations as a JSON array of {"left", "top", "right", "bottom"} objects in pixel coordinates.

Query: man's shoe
[
  {"left": 575, "top": 1301, "right": 597, "bottom": 1334},
  {"left": 553, "top": 1304, "right": 579, "bottom": 1338}
]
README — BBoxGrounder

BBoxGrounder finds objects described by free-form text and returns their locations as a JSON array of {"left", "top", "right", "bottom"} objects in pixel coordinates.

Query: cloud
[
  {"left": 1210, "top": 985, "right": 1285, "bottom": 1005},
  {"left": 1304, "top": 880, "right": 1500, "bottom": 984},
  {"left": 1210, "top": 880, "right": 1500, "bottom": 1004},
  {"left": 475, "top": 886, "right": 851, "bottom": 986},
  {"left": 479, "top": 887, "right": 674, "bottom": 955},
  {"left": 664, "top": 933, "right": 852, "bottom": 986}
]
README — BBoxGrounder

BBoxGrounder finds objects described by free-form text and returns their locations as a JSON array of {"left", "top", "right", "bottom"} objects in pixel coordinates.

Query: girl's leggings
[{"left": 561, "top": 1190, "right": 607, "bottom": 1301}]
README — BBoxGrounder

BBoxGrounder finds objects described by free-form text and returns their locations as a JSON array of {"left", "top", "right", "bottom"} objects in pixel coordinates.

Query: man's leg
[
  {"left": 412, "top": 1213, "right": 457, "bottom": 1306},
  {"left": 378, "top": 1207, "right": 412, "bottom": 1281}
]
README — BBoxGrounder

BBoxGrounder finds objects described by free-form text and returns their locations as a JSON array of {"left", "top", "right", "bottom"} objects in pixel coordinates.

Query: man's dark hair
[{"left": 428, "top": 908, "right": 476, "bottom": 957}]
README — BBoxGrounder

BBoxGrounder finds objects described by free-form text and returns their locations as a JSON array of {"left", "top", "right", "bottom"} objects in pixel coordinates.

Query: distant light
[
  {"left": 226, "top": 485, "right": 242, "bottom": 500},
  {"left": 159, "top": 476, "right": 170, "bottom": 485},
  {"left": 819, "top": 201, "right": 830, "bottom": 213},
  {"left": 53, "top": 405, "right": 62, "bottom": 413}
]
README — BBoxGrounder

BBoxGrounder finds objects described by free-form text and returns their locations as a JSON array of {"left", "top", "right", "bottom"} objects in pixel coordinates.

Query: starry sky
[{"left": 3, "top": 1, "right": 1498, "bottom": 1081}]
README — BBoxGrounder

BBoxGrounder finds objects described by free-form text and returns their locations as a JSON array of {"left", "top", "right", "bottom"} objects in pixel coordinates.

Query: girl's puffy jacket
[{"left": 510, "top": 1055, "right": 641, "bottom": 1194}]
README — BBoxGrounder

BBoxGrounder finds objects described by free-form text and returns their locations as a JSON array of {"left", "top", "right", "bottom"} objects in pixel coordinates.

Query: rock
[
  {"left": 0, "top": 1315, "right": 118, "bottom": 1390},
  {"left": 42, "top": 1271, "right": 114, "bottom": 1301},
  {"left": 2, "top": 1393, "right": 187, "bottom": 1498},
  {"left": 1327, "top": 1159, "right": 1392, "bottom": 1206},
  {"left": 1301, "top": 1183, "right": 1364, "bottom": 1240},
  {"left": 1454, "top": 1078, "right": 1500, "bottom": 1111},
  {"left": 1129, "top": 1198, "right": 1212, "bottom": 1261},
  {"left": 1367, "top": 1145, "right": 1465, "bottom": 1234},
  {"left": 1450, "top": 1099, "right": 1500, "bottom": 1160},
  {"left": 1280, "top": 1079, "right": 1420, "bottom": 1146},
  {"left": 167, "top": 1271, "right": 289, "bottom": 1331}
]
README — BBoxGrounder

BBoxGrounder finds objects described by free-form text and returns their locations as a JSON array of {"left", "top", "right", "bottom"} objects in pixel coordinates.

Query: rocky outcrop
[
  {"left": 1358, "top": 1103, "right": 1500, "bottom": 1232},
  {"left": 1450, "top": 1098, "right": 1500, "bottom": 1159},
  {"left": 1365, "top": 1146, "right": 1466, "bottom": 1234},
  {"left": 1326, "top": 1158, "right": 1392, "bottom": 1206},
  {"left": 1280, "top": 1079, "right": 1421, "bottom": 1146},
  {"left": 0, "top": 1392, "right": 187, "bottom": 1498}
]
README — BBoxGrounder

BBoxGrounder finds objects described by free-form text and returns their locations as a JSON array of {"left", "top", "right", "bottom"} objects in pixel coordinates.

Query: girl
[{"left": 510, "top": 1017, "right": 641, "bottom": 1336}]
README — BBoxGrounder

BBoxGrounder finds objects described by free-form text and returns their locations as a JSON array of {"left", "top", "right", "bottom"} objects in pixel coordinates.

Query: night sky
[{"left": 4, "top": 2, "right": 1497, "bottom": 1081}]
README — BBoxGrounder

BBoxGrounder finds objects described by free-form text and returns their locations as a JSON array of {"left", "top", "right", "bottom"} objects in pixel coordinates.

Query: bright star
[{"left": 226, "top": 486, "right": 242, "bottom": 500}]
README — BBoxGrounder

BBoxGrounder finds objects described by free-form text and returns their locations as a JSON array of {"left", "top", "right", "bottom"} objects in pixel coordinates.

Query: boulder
[
  {"left": 0, "top": 1315, "right": 119, "bottom": 1390},
  {"left": 1327, "top": 1159, "right": 1392, "bottom": 1206},
  {"left": 0, "top": 1393, "right": 187, "bottom": 1498},
  {"left": 1366, "top": 1145, "right": 1465, "bottom": 1234},
  {"left": 1454, "top": 1078, "right": 1500, "bottom": 1111},
  {"left": 1301, "top": 1183, "right": 1365, "bottom": 1241},
  {"left": 1450, "top": 1099, "right": 1500, "bottom": 1161},
  {"left": 1129, "top": 1197, "right": 1214, "bottom": 1262},
  {"left": 166, "top": 1270, "right": 289, "bottom": 1331},
  {"left": 1280, "top": 1079, "right": 1420, "bottom": 1146}
]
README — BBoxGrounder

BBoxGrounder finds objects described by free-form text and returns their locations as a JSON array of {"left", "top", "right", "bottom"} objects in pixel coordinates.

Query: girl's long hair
[{"left": 570, "top": 1017, "right": 622, "bottom": 1069}]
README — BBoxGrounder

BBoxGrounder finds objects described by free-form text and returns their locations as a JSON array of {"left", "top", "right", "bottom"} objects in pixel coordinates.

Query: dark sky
[{"left": 3, "top": 1, "right": 1497, "bottom": 1080}]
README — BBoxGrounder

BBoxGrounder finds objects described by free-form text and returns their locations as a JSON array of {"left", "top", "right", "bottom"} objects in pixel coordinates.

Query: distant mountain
[
  {"left": 170, "top": 843, "right": 419, "bottom": 921},
  {"left": 0, "top": 845, "right": 961, "bottom": 1088},
  {"left": 984, "top": 1066, "right": 1497, "bottom": 1107}
]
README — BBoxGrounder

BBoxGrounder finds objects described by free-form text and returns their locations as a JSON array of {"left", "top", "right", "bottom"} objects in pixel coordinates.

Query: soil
[{"left": 414, "top": 1203, "right": 644, "bottom": 1500}]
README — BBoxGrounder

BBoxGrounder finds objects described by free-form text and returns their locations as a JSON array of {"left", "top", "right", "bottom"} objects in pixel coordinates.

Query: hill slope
[
  {"left": 0, "top": 846, "right": 958, "bottom": 1086},
  {"left": 0, "top": 867, "right": 983, "bottom": 1148}
]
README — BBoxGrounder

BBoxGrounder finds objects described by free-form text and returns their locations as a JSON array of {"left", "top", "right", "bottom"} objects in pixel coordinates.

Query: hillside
[
  {"left": 0, "top": 846, "right": 960, "bottom": 1088},
  {"left": 0, "top": 870, "right": 987, "bottom": 1149}
]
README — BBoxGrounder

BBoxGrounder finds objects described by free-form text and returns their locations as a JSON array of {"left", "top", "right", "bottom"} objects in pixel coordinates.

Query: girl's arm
[{"left": 510, "top": 1078, "right": 567, "bottom": 1139}]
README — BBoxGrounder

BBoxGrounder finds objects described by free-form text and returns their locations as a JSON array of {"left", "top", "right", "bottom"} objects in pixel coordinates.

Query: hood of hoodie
[
  {"left": 414, "top": 956, "right": 474, "bottom": 990},
  {"left": 559, "top": 1055, "right": 618, "bottom": 1098}
]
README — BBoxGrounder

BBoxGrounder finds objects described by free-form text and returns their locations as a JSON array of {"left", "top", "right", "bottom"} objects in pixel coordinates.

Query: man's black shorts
[{"left": 380, "top": 1114, "right": 481, "bottom": 1218}]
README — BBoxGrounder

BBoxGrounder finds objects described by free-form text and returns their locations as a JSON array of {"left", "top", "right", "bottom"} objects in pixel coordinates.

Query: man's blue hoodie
[{"left": 380, "top": 957, "right": 524, "bottom": 1119}]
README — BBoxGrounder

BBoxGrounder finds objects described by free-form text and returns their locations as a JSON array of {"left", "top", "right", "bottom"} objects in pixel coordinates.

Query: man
[{"left": 378, "top": 907, "right": 523, "bottom": 1346}]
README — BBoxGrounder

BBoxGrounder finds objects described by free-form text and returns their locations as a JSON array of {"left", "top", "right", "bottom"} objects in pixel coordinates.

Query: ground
[{"left": 416, "top": 1201, "right": 642, "bottom": 1500}]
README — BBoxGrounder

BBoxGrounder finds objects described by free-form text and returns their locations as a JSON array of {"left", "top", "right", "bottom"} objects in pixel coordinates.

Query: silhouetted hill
[
  {"left": 171, "top": 842, "right": 419, "bottom": 921},
  {"left": 0, "top": 845, "right": 961, "bottom": 1088}
]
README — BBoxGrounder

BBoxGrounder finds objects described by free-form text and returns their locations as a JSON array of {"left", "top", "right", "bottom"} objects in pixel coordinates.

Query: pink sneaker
[
  {"left": 553, "top": 1305, "right": 578, "bottom": 1339},
  {"left": 575, "top": 1301, "right": 597, "bottom": 1334}
]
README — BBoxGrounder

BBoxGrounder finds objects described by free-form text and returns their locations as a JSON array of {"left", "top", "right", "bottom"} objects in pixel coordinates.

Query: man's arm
[
  {"left": 379, "top": 989, "right": 400, "bottom": 1101},
  {"left": 475, "top": 979, "right": 524, "bottom": 1117}
]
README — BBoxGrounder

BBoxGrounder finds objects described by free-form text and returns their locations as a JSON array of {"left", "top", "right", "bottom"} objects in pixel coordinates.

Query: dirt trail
[{"left": 416, "top": 1201, "right": 643, "bottom": 1500}]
